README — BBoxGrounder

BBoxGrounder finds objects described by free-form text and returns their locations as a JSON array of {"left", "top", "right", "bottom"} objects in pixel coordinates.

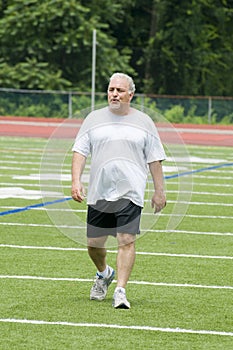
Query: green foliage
[
  {"left": 136, "top": 0, "right": 233, "bottom": 96},
  {"left": 164, "top": 105, "right": 185, "bottom": 123},
  {"left": 0, "top": 0, "right": 135, "bottom": 91},
  {"left": 0, "top": 0, "right": 232, "bottom": 97},
  {"left": 0, "top": 91, "right": 70, "bottom": 118},
  {"left": 219, "top": 113, "right": 233, "bottom": 125},
  {"left": 0, "top": 59, "right": 71, "bottom": 90},
  {"left": 0, "top": 88, "right": 232, "bottom": 124}
]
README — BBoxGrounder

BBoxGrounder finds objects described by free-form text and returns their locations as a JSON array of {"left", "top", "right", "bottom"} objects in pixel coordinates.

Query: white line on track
[
  {"left": 0, "top": 206, "right": 232, "bottom": 220},
  {"left": 144, "top": 199, "right": 233, "bottom": 206},
  {"left": 168, "top": 181, "right": 233, "bottom": 188},
  {"left": 193, "top": 174, "right": 232, "bottom": 180},
  {"left": 0, "top": 171, "right": 232, "bottom": 181},
  {"left": 1, "top": 186, "right": 233, "bottom": 198},
  {"left": 0, "top": 243, "right": 232, "bottom": 259},
  {"left": 165, "top": 190, "right": 233, "bottom": 196},
  {"left": 2, "top": 199, "right": 231, "bottom": 209},
  {"left": 0, "top": 222, "right": 232, "bottom": 236},
  {"left": 1, "top": 182, "right": 233, "bottom": 192},
  {"left": 0, "top": 244, "right": 233, "bottom": 260},
  {"left": 0, "top": 275, "right": 232, "bottom": 291},
  {"left": 0, "top": 318, "right": 232, "bottom": 337},
  {"left": 0, "top": 120, "right": 81, "bottom": 127}
]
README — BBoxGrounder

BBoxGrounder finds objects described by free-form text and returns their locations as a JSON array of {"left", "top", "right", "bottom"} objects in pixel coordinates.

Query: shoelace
[{"left": 93, "top": 276, "right": 105, "bottom": 293}]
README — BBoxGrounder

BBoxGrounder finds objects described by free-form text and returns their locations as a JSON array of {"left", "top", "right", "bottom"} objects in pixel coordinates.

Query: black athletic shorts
[{"left": 87, "top": 199, "right": 142, "bottom": 238}]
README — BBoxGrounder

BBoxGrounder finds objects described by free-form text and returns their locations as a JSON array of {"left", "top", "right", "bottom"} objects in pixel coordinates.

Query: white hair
[{"left": 109, "top": 72, "right": 136, "bottom": 93}]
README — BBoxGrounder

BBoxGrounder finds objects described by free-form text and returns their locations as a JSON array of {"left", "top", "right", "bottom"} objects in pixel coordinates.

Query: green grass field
[{"left": 0, "top": 136, "right": 233, "bottom": 349}]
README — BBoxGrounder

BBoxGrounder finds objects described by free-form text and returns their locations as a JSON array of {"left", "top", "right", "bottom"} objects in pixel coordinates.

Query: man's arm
[
  {"left": 71, "top": 152, "right": 87, "bottom": 202},
  {"left": 149, "top": 160, "right": 166, "bottom": 213}
]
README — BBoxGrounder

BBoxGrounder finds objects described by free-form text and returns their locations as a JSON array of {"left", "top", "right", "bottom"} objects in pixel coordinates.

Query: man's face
[{"left": 107, "top": 77, "right": 134, "bottom": 114}]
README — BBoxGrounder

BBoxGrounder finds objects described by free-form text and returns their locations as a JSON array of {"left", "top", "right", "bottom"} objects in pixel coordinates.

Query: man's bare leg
[
  {"left": 116, "top": 233, "right": 136, "bottom": 288},
  {"left": 87, "top": 236, "right": 108, "bottom": 272},
  {"left": 88, "top": 236, "right": 115, "bottom": 301},
  {"left": 112, "top": 233, "right": 136, "bottom": 308}
]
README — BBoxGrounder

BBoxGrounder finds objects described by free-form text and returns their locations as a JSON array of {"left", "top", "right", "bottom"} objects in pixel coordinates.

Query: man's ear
[{"left": 129, "top": 93, "right": 134, "bottom": 101}]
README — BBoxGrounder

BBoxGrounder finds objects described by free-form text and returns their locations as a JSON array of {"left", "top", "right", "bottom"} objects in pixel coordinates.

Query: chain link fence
[{"left": 0, "top": 88, "right": 232, "bottom": 124}]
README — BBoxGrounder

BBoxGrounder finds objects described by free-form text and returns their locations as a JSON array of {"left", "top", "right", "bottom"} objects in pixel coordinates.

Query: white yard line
[
  {"left": 0, "top": 206, "right": 232, "bottom": 219},
  {"left": 168, "top": 181, "right": 233, "bottom": 188},
  {"left": 144, "top": 199, "right": 233, "bottom": 206},
  {"left": 0, "top": 244, "right": 232, "bottom": 260},
  {"left": 0, "top": 318, "right": 232, "bottom": 337},
  {"left": 0, "top": 275, "right": 232, "bottom": 291},
  {"left": 0, "top": 222, "right": 232, "bottom": 236},
  {"left": 1, "top": 181, "right": 232, "bottom": 189}
]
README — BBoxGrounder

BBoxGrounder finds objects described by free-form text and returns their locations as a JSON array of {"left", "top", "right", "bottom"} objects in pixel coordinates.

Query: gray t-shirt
[{"left": 72, "top": 106, "right": 165, "bottom": 207}]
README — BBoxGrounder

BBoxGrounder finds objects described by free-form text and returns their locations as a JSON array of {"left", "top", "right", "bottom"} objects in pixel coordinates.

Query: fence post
[
  {"left": 140, "top": 94, "right": 145, "bottom": 112},
  {"left": 208, "top": 97, "right": 212, "bottom": 124},
  {"left": 68, "top": 92, "right": 72, "bottom": 118}
]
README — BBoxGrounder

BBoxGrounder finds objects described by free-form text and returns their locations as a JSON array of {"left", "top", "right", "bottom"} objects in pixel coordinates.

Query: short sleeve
[
  {"left": 72, "top": 130, "right": 90, "bottom": 157},
  {"left": 144, "top": 126, "right": 166, "bottom": 163}
]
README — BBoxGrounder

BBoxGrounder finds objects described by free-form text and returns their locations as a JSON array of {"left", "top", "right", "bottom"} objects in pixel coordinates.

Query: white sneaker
[
  {"left": 113, "top": 289, "right": 131, "bottom": 309},
  {"left": 90, "top": 266, "right": 115, "bottom": 301}
]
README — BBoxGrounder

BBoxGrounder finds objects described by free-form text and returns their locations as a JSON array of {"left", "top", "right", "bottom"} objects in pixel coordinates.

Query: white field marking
[
  {"left": 140, "top": 229, "right": 233, "bottom": 237},
  {"left": 0, "top": 166, "right": 39, "bottom": 171},
  {"left": 1, "top": 206, "right": 232, "bottom": 220},
  {"left": 2, "top": 197, "right": 230, "bottom": 208},
  {"left": 0, "top": 143, "right": 229, "bottom": 162},
  {"left": 0, "top": 120, "right": 81, "bottom": 127},
  {"left": 1, "top": 154, "right": 42, "bottom": 159},
  {"left": 0, "top": 166, "right": 72, "bottom": 173},
  {"left": 168, "top": 181, "right": 233, "bottom": 188},
  {"left": 0, "top": 222, "right": 86, "bottom": 229},
  {"left": 160, "top": 190, "right": 233, "bottom": 197},
  {"left": 1, "top": 181, "right": 232, "bottom": 190},
  {"left": 0, "top": 147, "right": 45, "bottom": 151},
  {"left": 1, "top": 155, "right": 232, "bottom": 172},
  {"left": 0, "top": 206, "right": 233, "bottom": 220},
  {"left": 165, "top": 156, "right": 226, "bottom": 164},
  {"left": 0, "top": 206, "right": 86, "bottom": 212},
  {"left": 1, "top": 161, "right": 232, "bottom": 174},
  {"left": 160, "top": 127, "right": 233, "bottom": 135},
  {"left": 0, "top": 244, "right": 233, "bottom": 260},
  {"left": 2, "top": 181, "right": 233, "bottom": 197},
  {"left": 12, "top": 174, "right": 72, "bottom": 181},
  {"left": 0, "top": 319, "right": 232, "bottom": 338},
  {"left": 0, "top": 222, "right": 232, "bottom": 236},
  {"left": 151, "top": 213, "right": 233, "bottom": 220},
  {"left": 0, "top": 275, "right": 233, "bottom": 291},
  {"left": 0, "top": 160, "right": 42, "bottom": 165},
  {"left": 0, "top": 187, "right": 62, "bottom": 199},
  {"left": 193, "top": 174, "right": 233, "bottom": 180},
  {"left": 0, "top": 182, "right": 71, "bottom": 188},
  {"left": 206, "top": 169, "right": 233, "bottom": 174},
  {"left": 0, "top": 158, "right": 230, "bottom": 166},
  {"left": 144, "top": 199, "right": 233, "bottom": 207},
  {"left": 0, "top": 160, "right": 72, "bottom": 168}
]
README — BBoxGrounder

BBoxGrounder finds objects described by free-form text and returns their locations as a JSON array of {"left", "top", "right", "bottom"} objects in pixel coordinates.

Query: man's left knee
[{"left": 117, "top": 233, "right": 136, "bottom": 247}]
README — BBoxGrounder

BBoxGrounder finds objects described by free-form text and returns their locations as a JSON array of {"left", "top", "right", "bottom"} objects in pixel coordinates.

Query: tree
[
  {"left": 0, "top": 0, "right": 232, "bottom": 95},
  {"left": 139, "top": 0, "right": 233, "bottom": 95},
  {"left": 0, "top": 0, "right": 134, "bottom": 90}
]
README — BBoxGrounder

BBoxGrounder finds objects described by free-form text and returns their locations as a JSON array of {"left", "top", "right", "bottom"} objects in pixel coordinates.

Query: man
[{"left": 71, "top": 72, "right": 166, "bottom": 309}]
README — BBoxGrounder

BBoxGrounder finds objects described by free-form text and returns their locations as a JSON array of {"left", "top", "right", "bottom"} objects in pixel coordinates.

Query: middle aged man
[{"left": 71, "top": 72, "right": 166, "bottom": 309}]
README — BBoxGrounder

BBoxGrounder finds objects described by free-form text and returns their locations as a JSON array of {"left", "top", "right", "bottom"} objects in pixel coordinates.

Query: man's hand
[
  {"left": 71, "top": 152, "right": 87, "bottom": 202},
  {"left": 71, "top": 182, "right": 86, "bottom": 202},
  {"left": 151, "top": 190, "right": 166, "bottom": 214}
]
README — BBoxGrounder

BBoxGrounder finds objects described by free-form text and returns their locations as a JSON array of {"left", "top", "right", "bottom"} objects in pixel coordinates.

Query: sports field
[{"left": 0, "top": 123, "right": 233, "bottom": 349}]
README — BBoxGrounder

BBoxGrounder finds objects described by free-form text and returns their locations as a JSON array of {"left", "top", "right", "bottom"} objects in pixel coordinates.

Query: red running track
[{"left": 0, "top": 116, "right": 233, "bottom": 147}]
